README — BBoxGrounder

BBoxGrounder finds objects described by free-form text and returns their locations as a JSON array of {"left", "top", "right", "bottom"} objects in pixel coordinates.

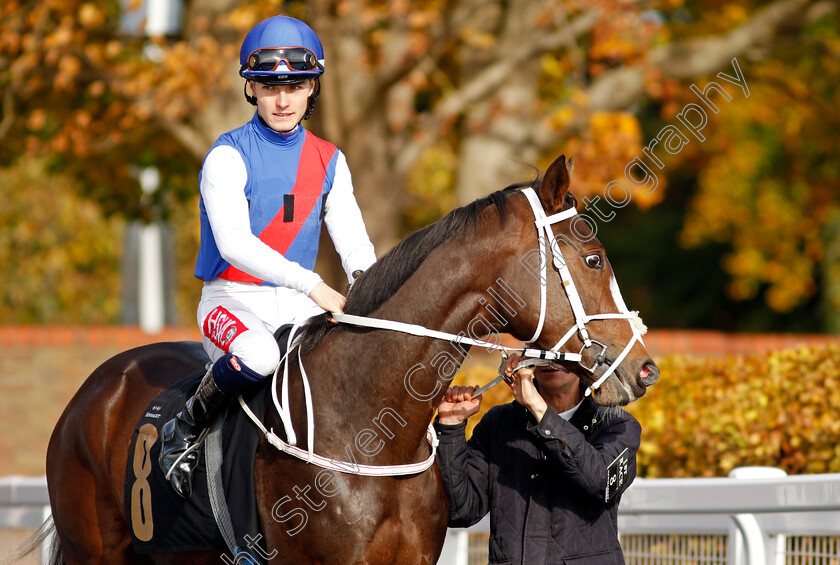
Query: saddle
[{"left": 123, "top": 326, "right": 293, "bottom": 560}]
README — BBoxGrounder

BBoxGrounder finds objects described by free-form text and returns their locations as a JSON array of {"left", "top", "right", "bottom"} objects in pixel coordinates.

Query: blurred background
[{"left": 1, "top": 0, "right": 839, "bottom": 479}]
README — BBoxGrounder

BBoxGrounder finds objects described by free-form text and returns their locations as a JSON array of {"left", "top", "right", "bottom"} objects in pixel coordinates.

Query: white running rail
[
  {"left": 4, "top": 470, "right": 840, "bottom": 565},
  {"left": 439, "top": 467, "right": 840, "bottom": 565}
]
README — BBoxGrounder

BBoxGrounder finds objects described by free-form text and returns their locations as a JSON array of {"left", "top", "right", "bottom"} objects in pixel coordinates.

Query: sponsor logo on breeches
[{"left": 204, "top": 306, "right": 248, "bottom": 352}]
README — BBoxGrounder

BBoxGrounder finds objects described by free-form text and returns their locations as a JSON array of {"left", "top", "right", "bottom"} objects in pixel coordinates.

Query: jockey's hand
[
  {"left": 308, "top": 282, "right": 346, "bottom": 317},
  {"left": 505, "top": 354, "right": 548, "bottom": 422},
  {"left": 437, "top": 385, "right": 482, "bottom": 425}
]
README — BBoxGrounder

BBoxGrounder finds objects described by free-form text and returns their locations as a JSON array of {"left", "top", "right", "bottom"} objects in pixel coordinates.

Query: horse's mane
[{"left": 297, "top": 176, "right": 556, "bottom": 353}]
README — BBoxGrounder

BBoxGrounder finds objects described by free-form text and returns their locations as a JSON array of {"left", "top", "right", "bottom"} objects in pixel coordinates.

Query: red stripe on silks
[{"left": 220, "top": 132, "right": 335, "bottom": 284}]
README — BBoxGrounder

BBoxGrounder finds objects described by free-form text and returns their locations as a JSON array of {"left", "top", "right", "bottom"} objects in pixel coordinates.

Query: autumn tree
[
  {"left": 1, "top": 0, "right": 837, "bottom": 326},
  {"left": 678, "top": 16, "right": 840, "bottom": 329},
  {"left": 0, "top": 160, "right": 124, "bottom": 322}
]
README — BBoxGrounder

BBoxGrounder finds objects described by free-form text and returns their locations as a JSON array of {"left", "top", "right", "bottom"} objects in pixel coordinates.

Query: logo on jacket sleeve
[
  {"left": 203, "top": 306, "right": 248, "bottom": 352},
  {"left": 605, "top": 448, "right": 630, "bottom": 503}
]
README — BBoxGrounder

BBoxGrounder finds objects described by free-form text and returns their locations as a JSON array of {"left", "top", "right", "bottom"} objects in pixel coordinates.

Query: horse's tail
[{"left": 1, "top": 514, "right": 64, "bottom": 565}]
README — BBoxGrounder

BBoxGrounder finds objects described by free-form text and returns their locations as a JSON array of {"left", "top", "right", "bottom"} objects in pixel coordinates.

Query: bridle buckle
[{"left": 578, "top": 340, "right": 608, "bottom": 373}]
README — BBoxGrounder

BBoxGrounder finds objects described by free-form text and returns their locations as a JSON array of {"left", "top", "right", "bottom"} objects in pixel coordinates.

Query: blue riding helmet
[{"left": 239, "top": 16, "right": 325, "bottom": 85}]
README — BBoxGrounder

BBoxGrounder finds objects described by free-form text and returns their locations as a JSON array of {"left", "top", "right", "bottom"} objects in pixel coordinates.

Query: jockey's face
[{"left": 250, "top": 79, "right": 315, "bottom": 133}]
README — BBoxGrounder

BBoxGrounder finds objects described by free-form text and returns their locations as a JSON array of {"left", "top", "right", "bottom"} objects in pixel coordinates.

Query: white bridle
[
  {"left": 331, "top": 187, "right": 646, "bottom": 396},
  {"left": 239, "top": 187, "right": 648, "bottom": 476},
  {"left": 518, "top": 188, "right": 647, "bottom": 396}
]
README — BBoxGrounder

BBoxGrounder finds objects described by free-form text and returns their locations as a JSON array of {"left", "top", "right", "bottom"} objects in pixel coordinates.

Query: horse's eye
[{"left": 585, "top": 253, "right": 602, "bottom": 269}]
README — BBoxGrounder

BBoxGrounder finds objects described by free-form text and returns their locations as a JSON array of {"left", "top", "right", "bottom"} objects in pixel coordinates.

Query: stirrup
[{"left": 162, "top": 426, "right": 210, "bottom": 498}]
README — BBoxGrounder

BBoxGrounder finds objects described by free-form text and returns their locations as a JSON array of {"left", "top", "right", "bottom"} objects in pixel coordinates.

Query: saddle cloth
[{"left": 123, "top": 370, "right": 269, "bottom": 559}]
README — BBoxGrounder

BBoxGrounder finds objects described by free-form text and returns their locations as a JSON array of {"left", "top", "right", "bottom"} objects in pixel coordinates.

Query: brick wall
[
  {"left": 639, "top": 329, "right": 838, "bottom": 357},
  {"left": 0, "top": 326, "right": 200, "bottom": 477},
  {"left": 0, "top": 326, "right": 836, "bottom": 477}
]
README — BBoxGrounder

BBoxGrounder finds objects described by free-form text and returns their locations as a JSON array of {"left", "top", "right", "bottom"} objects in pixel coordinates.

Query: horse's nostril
[{"left": 639, "top": 361, "right": 660, "bottom": 386}]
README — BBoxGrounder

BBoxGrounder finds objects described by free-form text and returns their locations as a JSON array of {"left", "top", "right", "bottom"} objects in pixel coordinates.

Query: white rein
[
  {"left": 332, "top": 187, "right": 647, "bottom": 396},
  {"left": 239, "top": 325, "right": 440, "bottom": 476},
  {"left": 239, "top": 187, "right": 646, "bottom": 476}
]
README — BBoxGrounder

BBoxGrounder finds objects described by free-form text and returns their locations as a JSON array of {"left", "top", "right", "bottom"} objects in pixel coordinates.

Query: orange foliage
[
  {"left": 452, "top": 345, "right": 840, "bottom": 478},
  {"left": 627, "top": 344, "right": 840, "bottom": 477},
  {"left": 680, "top": 46, "right": 840, "bottom": 313},
  {"left": 0, "top": 160, "right": 124, "bottom": 323}
]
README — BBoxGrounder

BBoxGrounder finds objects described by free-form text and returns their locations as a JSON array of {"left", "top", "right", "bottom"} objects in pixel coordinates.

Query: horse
[{"left": 42, "top": 154, "right": 659, "bottom": 565}]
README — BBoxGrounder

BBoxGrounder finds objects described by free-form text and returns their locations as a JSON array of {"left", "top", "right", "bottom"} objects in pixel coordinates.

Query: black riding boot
[{"left": 159, "top": 369, "right": 230, "bottom": 498}]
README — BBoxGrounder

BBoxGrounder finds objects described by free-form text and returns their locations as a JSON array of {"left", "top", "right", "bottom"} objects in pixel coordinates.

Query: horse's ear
[{"left": 539, "top": 154, "right": 573, "bottom": 212}]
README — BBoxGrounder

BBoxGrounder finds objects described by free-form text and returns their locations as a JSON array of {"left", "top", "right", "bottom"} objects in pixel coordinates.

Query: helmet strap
[
  {"left": 303, "top": 78, "right": 320, "bottom": 120},
  {"left": 244, "top": 81, "right": 257, "bottom": 106}
]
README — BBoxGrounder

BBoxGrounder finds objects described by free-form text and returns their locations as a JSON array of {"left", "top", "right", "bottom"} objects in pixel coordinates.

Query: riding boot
[{"left": 159, "top": 368, "right": 230, "bottom": 498}]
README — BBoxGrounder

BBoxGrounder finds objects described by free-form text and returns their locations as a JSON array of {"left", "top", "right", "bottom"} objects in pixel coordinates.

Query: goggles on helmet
[{"left": 241, "top": 47, "right": 323, "bottom": 74}]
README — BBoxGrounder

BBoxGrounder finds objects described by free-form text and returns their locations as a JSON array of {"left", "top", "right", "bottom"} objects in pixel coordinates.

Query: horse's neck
[
  {"left": 376, "top": 252, "right": 484, "bottom": 412},
  {"left": 306, "top": 241, "right": 494, "bottom": 461}
]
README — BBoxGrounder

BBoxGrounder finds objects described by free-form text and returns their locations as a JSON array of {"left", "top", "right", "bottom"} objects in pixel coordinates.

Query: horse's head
[{"left": 497, "top": 154, "right": 659, "bottom": 406}]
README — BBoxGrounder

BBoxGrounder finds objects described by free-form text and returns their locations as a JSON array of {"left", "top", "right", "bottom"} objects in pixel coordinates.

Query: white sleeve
[
  {"left": 324, "top": 151, "right": 377, "bottom": 282},
  {"left": 201, "top": 145, "right": 323, "bottom": 295}
]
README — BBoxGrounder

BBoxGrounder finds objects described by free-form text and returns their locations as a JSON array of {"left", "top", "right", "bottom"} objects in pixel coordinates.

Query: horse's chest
[{"left": 258, "top": 467, "right": 447, "bottom": 564}]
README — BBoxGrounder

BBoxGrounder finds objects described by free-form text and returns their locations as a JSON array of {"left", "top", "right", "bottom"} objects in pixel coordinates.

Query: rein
[
  {"left": 238, "top": 187, "right": 646, "bottom": 476},
  {"left": 330, "top": 313, "right": 582, "bottom": 364},
  {"left": 333, "top": 187, "right": 647, "bottom": 397}
]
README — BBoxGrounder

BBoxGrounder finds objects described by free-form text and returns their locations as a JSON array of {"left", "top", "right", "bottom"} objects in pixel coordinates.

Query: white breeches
[{"left": 197, "top": 279, "right": 324, "bottom": 376}]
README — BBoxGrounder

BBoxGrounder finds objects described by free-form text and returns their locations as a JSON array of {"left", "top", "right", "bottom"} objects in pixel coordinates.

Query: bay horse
[{"left": 43, "top": 154, "right": 659, "bottom": 564}]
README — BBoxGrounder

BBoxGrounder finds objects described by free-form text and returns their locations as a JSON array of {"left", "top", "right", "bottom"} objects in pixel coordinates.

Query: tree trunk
[{"left": 455, "top": 0, "right": 547, "bottom": 204}]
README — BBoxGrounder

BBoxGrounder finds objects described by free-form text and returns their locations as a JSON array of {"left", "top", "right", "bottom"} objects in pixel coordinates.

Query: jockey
[{"left": 159, "top": 15, "right": 377, "bottom": 497}]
